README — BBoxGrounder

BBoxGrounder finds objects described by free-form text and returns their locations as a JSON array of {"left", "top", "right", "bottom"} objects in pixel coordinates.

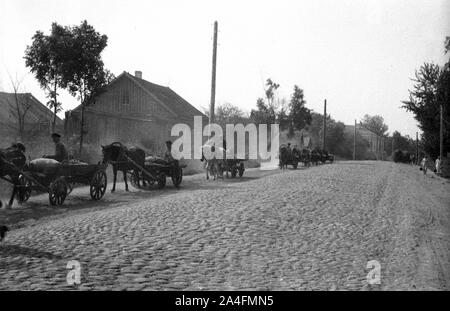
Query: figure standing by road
[
  {"left": 435, "top": 156, "right": 441, "bottom": 175},
  {"left": 44, "top": 133, "right": 68, "bottom": 163},
  {"left": 421, "top": 155, "right": 428, "bottom": 175}
]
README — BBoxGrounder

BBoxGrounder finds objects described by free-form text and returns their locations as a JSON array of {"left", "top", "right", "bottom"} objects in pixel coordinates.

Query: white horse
[{"left": 200, "top": 144, "right": 228, "bottom": 180}]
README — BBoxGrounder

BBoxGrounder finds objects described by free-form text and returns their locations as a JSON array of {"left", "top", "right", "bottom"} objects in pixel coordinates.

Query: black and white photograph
[{"left": 0, "top": 0, "right": 449, "bottom": 296}]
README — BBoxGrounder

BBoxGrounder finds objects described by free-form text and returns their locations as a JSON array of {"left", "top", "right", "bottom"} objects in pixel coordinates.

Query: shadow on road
[
  {"left": 0, "top": 244, "right": 62, "bottom": 260},
  {"left": 0, "top": 165, "right": 313, "bottom": 228}
]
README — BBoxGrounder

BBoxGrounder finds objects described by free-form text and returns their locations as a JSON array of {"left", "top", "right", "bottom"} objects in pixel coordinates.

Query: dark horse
[
  {"left": 101, "top": 142, "right": 146, "bottom": 192},
  {"left": 0, "top": 144, "right": 27, "bottom": 208},
  {"left": 279, "top": 145, "right": 289, "bottom": 169}
]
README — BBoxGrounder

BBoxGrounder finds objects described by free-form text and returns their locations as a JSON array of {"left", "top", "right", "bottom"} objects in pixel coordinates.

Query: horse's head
[{"left": 0, "top": 145, "right": 26, "bottom": 176}]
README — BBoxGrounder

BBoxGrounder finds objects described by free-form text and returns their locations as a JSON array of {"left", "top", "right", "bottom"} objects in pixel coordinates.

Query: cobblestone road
[{"left": 1, "top": 161, "right": 449, "bottom": 290}]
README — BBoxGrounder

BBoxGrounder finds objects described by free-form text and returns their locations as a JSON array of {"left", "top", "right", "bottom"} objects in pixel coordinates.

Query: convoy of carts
[{"left": 1, "top": 140, "right": 334, "bottom": 207}]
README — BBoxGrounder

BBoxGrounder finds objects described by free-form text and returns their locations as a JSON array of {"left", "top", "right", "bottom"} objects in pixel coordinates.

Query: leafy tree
[
  {"left": 24, "top": 22, "right": 71, "bottom": 132},
  {"left": 391, "top": 131, "right": 416, "bottom": 154},
  {"left": 325, "top": 120, "right": 346, "bottom": 155},
  {"left": 264, "top": 78, "right": 279, "bottom": 108},
  {"left": 214, "top": 102, "right": 249, "bottom": 126},
  {"left": 60, "top": 21, "right": 111, "bottom": 151},
  {"left": 63, "top": 20, "right": 109, "bottom": 106},
  {"left": 288, "top": 85, "right": 311, "bottom": 132},
  {"left": 360, "top": 114, "right": 389, "bottom": 136},
  {"left": 402, "top": 62, "right": 449, "bottom": 158},
  {"left": 250, "top": 97, "right": 277, "bottom": 125}
]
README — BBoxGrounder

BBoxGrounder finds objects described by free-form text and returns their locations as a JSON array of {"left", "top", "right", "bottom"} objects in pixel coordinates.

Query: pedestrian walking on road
[
  {"left": 435, "top": 156, "right": 441, "bottom": 175},
  {"left": 421, "top": 156, "right": 428, "bottom": 174}
]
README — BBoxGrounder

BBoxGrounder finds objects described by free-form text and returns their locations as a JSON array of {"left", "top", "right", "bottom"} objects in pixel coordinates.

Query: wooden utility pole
[
  {"left": 440, "top": 104, "right": 444, "bottom": 162},
  {"left": 209, "top": 21, "right": 218, "bottom": 124},
  {"left": 353, "top": 119, "right": 357, "bottom": 160},
  {"left": 416, "top": 132, "right": 419, "bottom": 165},
  {"left": 323, "top": 99, "right": 327, "bottom": 150},
  {"left": 79, "top": 105, "right": 85, "bottom": 153}
]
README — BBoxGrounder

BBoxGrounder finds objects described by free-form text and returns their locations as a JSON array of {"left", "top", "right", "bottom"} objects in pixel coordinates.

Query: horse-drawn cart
[
  {"left": 16, "top": 162, "right": 108, "bottom": 206},
  {"left": 127, "top": 157, "right": 185, "bottom": 190},
  {"left": 221, "top": 159, "right": 245, "bottom": 178},
  {"left": 279, "top": 144, "right": 301, "bottom": 169}
]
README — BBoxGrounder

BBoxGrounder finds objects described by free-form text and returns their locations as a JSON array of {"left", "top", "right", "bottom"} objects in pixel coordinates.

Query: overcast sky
[{"left": 1, "top": 0, "right": 449, "bottom": 137}]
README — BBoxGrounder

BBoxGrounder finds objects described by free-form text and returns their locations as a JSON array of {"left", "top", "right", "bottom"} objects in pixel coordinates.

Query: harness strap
[{"left": 122, "top": 153, "right": 158, "bottom": 180}]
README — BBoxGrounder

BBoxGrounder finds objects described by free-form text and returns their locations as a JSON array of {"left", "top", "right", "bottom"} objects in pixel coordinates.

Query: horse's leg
[
  {"left": 111, "top": 166, "right": 117, "bottom": 192},
  {"left": 206, "top": 163, "right": 210, "bottom": 180},
  {"left": 141, "top": 169, "right": 147, "bottom": 187},
  {"left": 135, "top": 169, "right": 141, "bottom": 188},
  {"left": 7, "top": 184, "right": 17, "bottom": 208},
  {"left": 123, "top": 170, "right": 129, "bottom": 191}
]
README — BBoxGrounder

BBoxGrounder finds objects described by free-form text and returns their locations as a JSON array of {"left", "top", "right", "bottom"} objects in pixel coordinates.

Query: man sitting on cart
[
  {"left": 164, "top": 140, "right": 175, "bottom": 163},
  {"left": 44, "top": 133, "right": 68, "bottom": 163}
]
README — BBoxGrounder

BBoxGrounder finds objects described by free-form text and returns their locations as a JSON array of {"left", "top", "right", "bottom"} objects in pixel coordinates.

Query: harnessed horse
[
  {"left": 200, "top": 144, "right": 226, "bottom": 180},
  {"left": 0, "top": 144, "right": 27, "bottom": 208},
  {"left": 101, "top": 142, "right": 146, "bottom": 192}
]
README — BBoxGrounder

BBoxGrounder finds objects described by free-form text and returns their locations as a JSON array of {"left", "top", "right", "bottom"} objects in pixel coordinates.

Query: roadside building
[
  {"left": 0, "top": 91, "right": 63, "bottom": 149},
  {"left": 65, "top": 71, "right": 208, "bottom": 155}
]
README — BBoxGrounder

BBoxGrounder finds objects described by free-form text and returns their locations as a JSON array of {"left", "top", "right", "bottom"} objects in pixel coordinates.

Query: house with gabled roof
[
  {"left": 65, "top": 71, "right": 208, "bottom": 153},
  {"left": 0, "top": 91, "right": 63, "bottom": 146}
]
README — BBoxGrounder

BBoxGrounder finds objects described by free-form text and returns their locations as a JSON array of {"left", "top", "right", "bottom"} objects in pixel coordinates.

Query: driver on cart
[
  {"left": 164, "top": 140, "right": 175, "bottom": 163},
  {"left": 287, "top": 143, "right": 292, "bottom": 156},
  {"left": 44, "top": 133, "right": 68, "bottom": 163}
]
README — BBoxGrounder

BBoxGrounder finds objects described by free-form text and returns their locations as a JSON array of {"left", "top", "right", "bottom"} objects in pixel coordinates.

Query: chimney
[{"left": 135, "top": 71, "right": 142, "bottom": 79}]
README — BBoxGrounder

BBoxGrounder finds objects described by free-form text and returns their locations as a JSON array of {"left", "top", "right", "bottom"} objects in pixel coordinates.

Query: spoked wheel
[
  {"left": 17, "top": 174, "right": 32, "bottom": 203},
  {"left": 128, "top": 171, "right": 141, "bottom": 189},
  {"left": 156, "top": 172, "right": 166, "bottom": 189},
  {"left": 49, "top": 177, "right": 68, "bottom": 206},
  {"left": 171, "top": 167, "right": 183, "bottom": 187},
  {"left": 90, "top": 170, "right": 107, "bottom": 200}
]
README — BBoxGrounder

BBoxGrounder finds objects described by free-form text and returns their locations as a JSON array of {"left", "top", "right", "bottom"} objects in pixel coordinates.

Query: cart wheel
[
  {"left": 157, "top": 173, "right": 166, "bottom": 189},
  {"left": 238, "top": 163, "right": 245, "bottom": 177},
  {"left": 90, "top": 170, "right": 107, "bottom": 200},
  {"left": 49, "top": 177, "right": 67, "bottom": 206},
  {"left": 171, "top": 167, "right": 183, "bottom": 187},
  {"left": 128, "top": 171, "right": 141, "bottom": 189},
  {"left": 17, "top": 174, "right": 32, "bottom": 203}
]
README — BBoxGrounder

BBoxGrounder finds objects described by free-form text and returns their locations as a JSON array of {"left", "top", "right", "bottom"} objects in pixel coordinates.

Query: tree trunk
[
  {"left": 79, "top": 105, "right": 85, "bottom": 154},
  {"left": 52, "top": 80, "right": 57, "bottom": 133}
]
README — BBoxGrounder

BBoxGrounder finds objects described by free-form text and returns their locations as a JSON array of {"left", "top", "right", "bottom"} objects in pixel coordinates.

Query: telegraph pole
[
  {"left": 209, "top": 21, "right": 218, "bottom": 125},
  {"left": 353, "top": 119, "right": 357, "bottom": 160},
  {"left": 323, "top": 99, "right": 327, "bottom": 150},
  {"left": 416, "top": 132, "right": 419, "bottom": 165},
  {"left": 440, "top": 103, "right": 444, "bottom": 162}
]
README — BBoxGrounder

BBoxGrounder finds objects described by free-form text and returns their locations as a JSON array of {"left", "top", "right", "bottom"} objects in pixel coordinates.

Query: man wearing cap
[
  {"left": 164, "top": 140, "right": 174, "bottom": 163},
  {"left": 44, "top": 133, "right": 68, "bottom": 162}
]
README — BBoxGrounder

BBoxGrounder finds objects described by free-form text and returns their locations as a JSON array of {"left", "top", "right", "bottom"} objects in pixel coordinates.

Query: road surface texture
[{"left": 1, "top": 161, "right": 449, "bottom": 290}]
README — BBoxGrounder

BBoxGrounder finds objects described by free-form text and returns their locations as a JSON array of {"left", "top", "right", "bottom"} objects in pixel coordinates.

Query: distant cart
[
  {"left": 127, "top": 157, "right": 185, "bottom": 190},
  {"left": 221, "top": 159, "right": 245, "bottom": 178},
  {"left": 16, "top": 162, "right": 108, "bottom": 206}
]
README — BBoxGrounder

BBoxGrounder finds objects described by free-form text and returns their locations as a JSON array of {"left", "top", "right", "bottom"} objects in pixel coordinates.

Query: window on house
[{"left": 122, "top": 89, "right": 130, "bottom": 105}]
